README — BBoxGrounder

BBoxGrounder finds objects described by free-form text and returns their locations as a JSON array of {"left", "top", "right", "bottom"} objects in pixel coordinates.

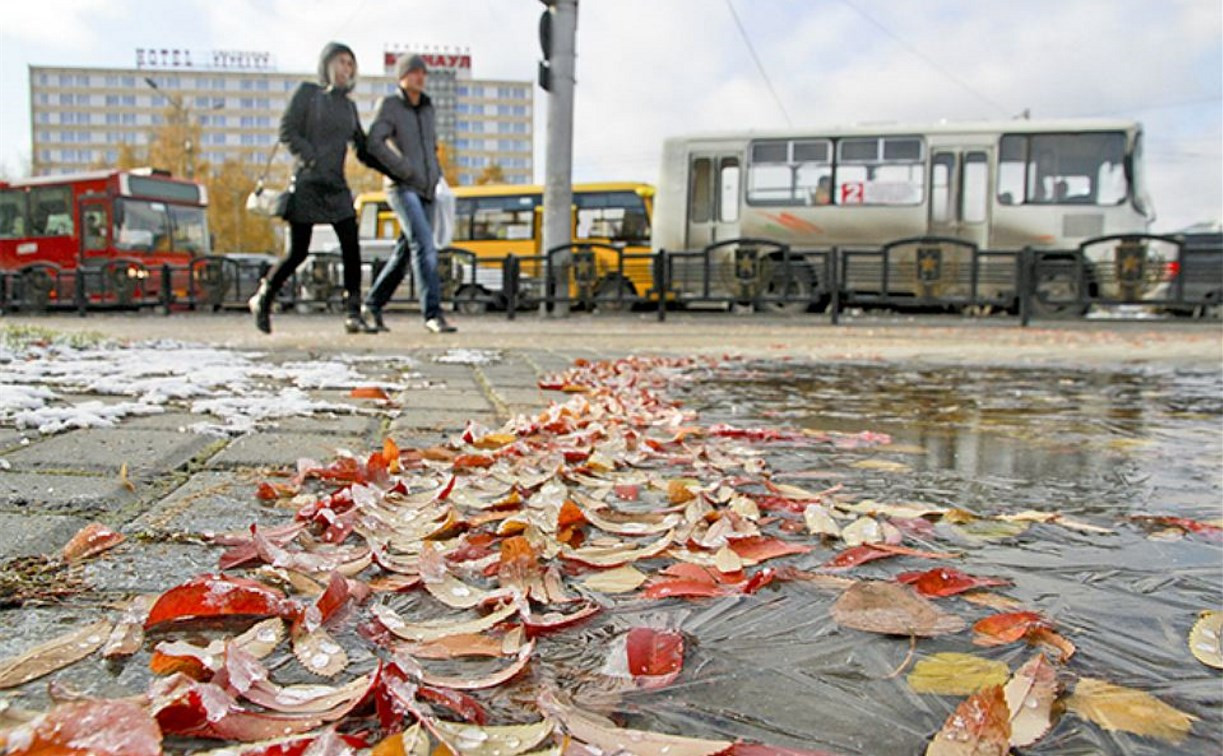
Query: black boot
[
  {"left": 344, "top": 296, "right": 377, "bottom": 334},
  {"left": 248, "top": 279, "right": 271, "bottom": 334},
  {"left": 361, "top": 304, "right": 388, "bottom": 332}
]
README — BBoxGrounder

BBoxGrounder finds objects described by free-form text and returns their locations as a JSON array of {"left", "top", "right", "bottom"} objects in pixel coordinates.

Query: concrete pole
[{"left": 540, "top": 0, "right": 577, "bottom": 316}]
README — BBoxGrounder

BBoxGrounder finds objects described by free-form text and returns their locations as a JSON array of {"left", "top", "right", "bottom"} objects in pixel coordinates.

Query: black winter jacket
[{"left": 279, "top": 44, "right": 363, "bottom": 224}]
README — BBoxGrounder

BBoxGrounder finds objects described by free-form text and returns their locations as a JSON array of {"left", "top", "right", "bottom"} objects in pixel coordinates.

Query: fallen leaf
[
  {"left": 60, "top": 523, "right": 125, "bottom": 563},
  {"left": 372, "top": 601, "right": 518, "bottom": 643},
  {"left": 350, "top": 386, "right": 390, "bottom": 400},
  {"left": 971, "top": 611, "right": 1050, "bottom": 646},
  {"left": 3, "top": 698, "right": 161, "bottom": 755},
  {"left": 925, "top": 685, "right": 1011, "bottom": 755},
  {"left": 850, "top": 459, "right": 911, "bottom": 473},
  {"left": 539, "top": 688, "right": 733, "bottom": 755},
  {"left": 101, "top": 594, "right": 156, "bottom": 658},
  {"left": 1003, "top": 654, "right": 1058, "bottom": 747},
  {"left": 907, "top": 652, "right": 1011, "bottom": 696},
  {"left": 0, "top": 618, "right": 111, "bottom": 689},
  {"left": 118, "top": 462, "right": 136, "bottom": 492},
  {"left": 831, "top": 581, "right": 966, "bottom": 637},
  {"left": 624, "top": 628, "right": 685, "bottom": 689},
  {"left": 1066, "top": 677, "right": 1197, "bottom": 744},
  {"left": 897, "top": 567, "right": 1011, "bottom": 598},
  {"left": 397, "top": 640, "right": 535, "bottom": 690},
  {"left": 433, "top": 718, "right": 554, "bottom": 756},
  {"left": 803, "top": 503, "right": 841, "bottom": 538},
  {"left": 371, "top": 723, "right": 430, "bottom": 756},
  {"left": 1189, "top": 610, "right": 1223, "bottom": 669},
  {"left": 726, "top": 535, "right": 810, "bottom": 564},
  {"left": 144, "top": 575, "right": 294, "bottom": 630},
  {"left": 580, "top": 564, "right": 647, "bottom": 594},
  {"left": 714, "top": 544, "right": 743, "bottom": 573},
  {"left": 958, "top": 591, "right": 1026, "bottom": 612}
]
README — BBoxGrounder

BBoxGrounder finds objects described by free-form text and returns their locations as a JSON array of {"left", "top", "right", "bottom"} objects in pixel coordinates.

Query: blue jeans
[{"left": 368, "top": 187, "right": 440, "bottom": 320}]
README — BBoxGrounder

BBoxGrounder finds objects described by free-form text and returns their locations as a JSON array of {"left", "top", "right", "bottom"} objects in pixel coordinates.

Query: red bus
[{"left": 0, "top": 168, "right": 209, "bottom": 307}]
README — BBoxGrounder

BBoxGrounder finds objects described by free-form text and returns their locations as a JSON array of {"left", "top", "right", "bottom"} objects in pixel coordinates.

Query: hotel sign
[{"left": 136, "top": 48, "right": 274, "bottom": 71}]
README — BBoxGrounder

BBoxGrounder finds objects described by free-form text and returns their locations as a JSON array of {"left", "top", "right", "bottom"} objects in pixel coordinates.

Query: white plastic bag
[{"left": 432, "top": 176, "right": 456, "bottom": 249}]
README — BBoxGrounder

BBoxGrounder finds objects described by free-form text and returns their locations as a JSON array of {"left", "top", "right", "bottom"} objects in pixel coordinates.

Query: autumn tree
[
  {"left": 202, "top": 158, "right": 280, "bottom": 254},
  {"left": 476, "top": 162, "right": 505, "bottom": 186},
  {"left": 437, "top": 141, "right": 461, "bottom": 186},
  {"left": 147, "top": 104, "right": 204, "bottom": 181}
]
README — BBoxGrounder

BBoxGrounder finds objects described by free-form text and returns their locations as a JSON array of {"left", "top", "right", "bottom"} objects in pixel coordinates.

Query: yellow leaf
[
  {"left": 1067, "top": 677, "right": 1197, "bottom": 744},
  {"left": 1188, "top": 610, "right": 1223, "bottom": 670},
  {"left": 714, "top": 545, "right": 743, "bottom": 574},
  {"left": 0, "top": 618, "right": 111, "bottom": 689},
  {"left": 432, "top": 719, "right": 554, "bottom": 756},
  {"left": 580, "top": 565, "right": 647, "bottom": 594},
  {"left": 908, "top": 652, "right": 1011, "bottom": 696}
]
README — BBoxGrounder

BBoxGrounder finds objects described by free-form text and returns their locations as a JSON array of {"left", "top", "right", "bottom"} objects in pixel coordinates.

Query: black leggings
[{"left": 266, "top": 216, "right": 362, "bottom": 303}]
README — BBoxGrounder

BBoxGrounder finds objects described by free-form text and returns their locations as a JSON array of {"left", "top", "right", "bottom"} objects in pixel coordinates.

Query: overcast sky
[{"left": 1, "top": 0, "right": 1219, "bottom": 231}]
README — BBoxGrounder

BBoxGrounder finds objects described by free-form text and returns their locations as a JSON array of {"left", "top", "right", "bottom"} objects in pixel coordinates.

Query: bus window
[
  {"left": 168, "top": 204, "right": 209, "bottom": 254},
  {"left": 575, "top": 190, "right": 651, "bottom": 242},
  {"left": 690, "top": 157, "right": 713, "bottom": 223},
  {"left": 962, "top": 152, "right": 988, "bottom": 224},
  {"left": 835, "top": 136, "right": 925, "bottom": 205},
  {"left": 0, "top": 189, "right": 27, "bottom": 239},
  {"left": 718, "top": 158, "right": 740, "bottom": 223},
  {"left": 997, "top": 135, "right": 1026, "bottom": 205},
  {"left": 930, "top": 153, "right": 954, "bottom": 223},
  {"left": 1002, "top": 132, "right": 1127, "bottom": 206},
  {"left": 471, "top": 195, "right": 536, "bottom": 240},
  {"left": 29, "top": 186, "right": 73, "bottom": 237},
  {"left": 746, "top": 139, "right": 832, "bottom": 205},
  {"left": 114, "top": 199, "right": 170, "bottom": 252},
  {"left": 454, "top": 198, "right": 475, "bottom": 241},
  {"left": 82, "top": 206, "right": 107, "bottom": 249}
]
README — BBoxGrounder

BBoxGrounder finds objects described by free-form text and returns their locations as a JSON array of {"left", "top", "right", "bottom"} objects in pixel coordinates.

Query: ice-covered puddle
[{"left": 0, "top": 333, "right": 421, "bottom": 436}]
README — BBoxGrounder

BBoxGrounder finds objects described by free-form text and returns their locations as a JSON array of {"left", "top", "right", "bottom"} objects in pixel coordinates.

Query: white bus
[{"left": 653, "top": 119, "right": 1156, "bottom": 312}]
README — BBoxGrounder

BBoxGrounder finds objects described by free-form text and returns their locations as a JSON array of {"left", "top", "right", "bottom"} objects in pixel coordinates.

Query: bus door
[
  {"left": 928, "top": 148, "right": 992, "bottom": 248},
  {"left": 685, "top": 148, "right": 742, "bottom": 249},
  {"left": 77, "top": 194, "right": 110, "bottom": 263}
]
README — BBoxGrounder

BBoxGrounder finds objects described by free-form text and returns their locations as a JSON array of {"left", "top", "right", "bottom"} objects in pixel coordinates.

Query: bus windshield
[
  {"left": 575, "top": 191, "right": 651, "bottom": 242},
  {"left": 998, "top": 132, "right": 1128, "bottom": 206},
  {"left": 114, "top": 199, "right": 207, "bottom": 254}
]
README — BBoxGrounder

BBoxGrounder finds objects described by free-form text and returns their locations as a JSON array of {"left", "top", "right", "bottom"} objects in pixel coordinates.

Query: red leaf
[
  {"left": 823, "top": 544, "right": 897, "bottom": 570},
  {"left": 928, "top": 684, "right": 1011, "bottom": 753},
  {"left": 727, "top": 536, "right": 811, "bottom": 563},
  {"left": 4, "top": 698, "right": 162, "bottom": 755},
  {"left": 972, "top": 611, "right": 1052, "bottom": 646},
  {"left": 145, "top": 575, "right": 293, "bottom": 630},
  {"left": 350, "top": 386, "right": 390, "bottom": 400},
  {"left": 417, "top": 684, "right": 488, "bottom": 725},
  {"left": 897, "top": 567, "right": 1012, "bottom": 598},
  {"left": 613, "top": 483, "right": 639, "bottom": 501},
  {"left": 454, "top": 453, "right": 496, "bottom": 470},
  {"left": 626, "top": 628, "right": 684, "bottom": 688}
]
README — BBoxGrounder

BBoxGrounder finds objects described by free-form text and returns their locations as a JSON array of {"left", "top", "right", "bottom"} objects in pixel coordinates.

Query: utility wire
[
  {"left": 724, "top": 0, "right": 793, "bottom": 126},
  {"left": 835, "top": 0, "right": 1013, "bottom": 116}
]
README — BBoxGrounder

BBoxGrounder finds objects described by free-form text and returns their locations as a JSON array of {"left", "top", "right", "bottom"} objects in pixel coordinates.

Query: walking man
[{"left": 362, "top": 54, "right": 456, "bottom": 333}]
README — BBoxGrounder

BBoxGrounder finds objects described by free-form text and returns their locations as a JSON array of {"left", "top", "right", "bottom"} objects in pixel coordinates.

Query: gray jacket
[{"left": 366, "top": 88, "right": 441, "bottom": 202}]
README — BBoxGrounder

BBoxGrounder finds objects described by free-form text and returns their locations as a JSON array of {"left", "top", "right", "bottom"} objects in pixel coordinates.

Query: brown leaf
[
  {"left": 832, "top": 581, "right": 966, "bottom": 637},
  {"left": 60, "top": 523, "right": 125, "bottom": 563},
  {"left": 1066, "top": 677, "right": 1197, "bottom": 744},
  {"left": 1003, "top": 654, "right": 1058, "bottom": 747},
  {"left": 0, "top": 618, "right": 111, "bottom": 689},
  {"left": 926, "top": 685, "right": 1011, "bottom": 755},
  {"left": 101, "top": 594, "right": 156, "bottom": 658}
]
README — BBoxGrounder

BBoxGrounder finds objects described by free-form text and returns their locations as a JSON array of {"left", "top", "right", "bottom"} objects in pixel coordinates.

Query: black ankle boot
[
  {"left": 344, "top": 298, "right": 378, "bottom": 334},
  {"left": 249, "top": 280, "right": 271, "bottom": 334}
]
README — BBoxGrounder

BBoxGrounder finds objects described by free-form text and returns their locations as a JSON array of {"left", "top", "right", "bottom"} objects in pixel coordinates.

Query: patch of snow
[{"left": 433, "top": 349, "right": 501, "bottom": 366}]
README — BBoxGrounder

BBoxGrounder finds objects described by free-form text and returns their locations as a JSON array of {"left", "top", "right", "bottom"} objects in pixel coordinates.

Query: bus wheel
[
  {"left": 21, "top": 268, "right": 54, "bottom": 311},
  {"left": 594, "top": 275, "right": 637, "bottom": 312},
  {"left": 456, "top": 284, "right": 493, "bottom": 314},
  {"left": 1032, "top": 261, "right": 1090, "bottom": 318},
  {"left": 756, "top": 263, "right": 813, "bottom": 314}
]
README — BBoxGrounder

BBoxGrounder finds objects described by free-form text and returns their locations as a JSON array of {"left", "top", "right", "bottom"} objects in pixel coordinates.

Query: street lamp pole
[{"left": 144, "top": 76, "right": 194, "bottom": 179}]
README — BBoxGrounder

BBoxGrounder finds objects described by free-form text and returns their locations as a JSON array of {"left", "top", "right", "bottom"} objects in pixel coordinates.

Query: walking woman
[{"left": 250, "top": 41, "right": 373, "bottom": 334}]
